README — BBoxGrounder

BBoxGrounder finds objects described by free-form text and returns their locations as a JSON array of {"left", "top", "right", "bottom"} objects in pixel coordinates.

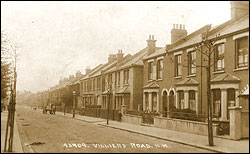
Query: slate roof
[
  {"left": 167, "top": 15, "right": 249, "bottom": 53},
  {"left": 209, "top": 15, "right": 249, "bottom": 39},
  {"left": 211, "top": 73, "right": 241, "bottom": 83},
  {"left": 175, "top": 78, "right": 199, "bottom": 86},
  {"left": 105, "top": 47, "right": 147, "bottom": 74},
  {"left": 119, "top": 48, "right": 148, "bottom": 69},
  {"left": 167, "top": 25, "right": 211, "bottom": 52},
  {"left": 79, "top": 64, "right": 104, "bottom": 81},
  {"left": 90, "top": 54, "right": 132, "bottom": 78},
  {"left": 142, "top": 47, "right": 164, "bottom": 60}
]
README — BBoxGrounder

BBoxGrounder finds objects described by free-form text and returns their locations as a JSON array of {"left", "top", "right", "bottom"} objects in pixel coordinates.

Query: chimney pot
[
  {"left": 171, "top": 23, "right": 188, "bottom": 43},
  {"left": 146, "top": 35, "right": 156, "bottom": 56},
  {"left": 116, "top": 49, "right": 124, "bottom": 63}
]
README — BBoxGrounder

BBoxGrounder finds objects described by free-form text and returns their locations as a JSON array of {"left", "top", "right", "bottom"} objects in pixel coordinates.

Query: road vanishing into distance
[{"left": 15, "top": 105, "right": 214, "bottom": 153}]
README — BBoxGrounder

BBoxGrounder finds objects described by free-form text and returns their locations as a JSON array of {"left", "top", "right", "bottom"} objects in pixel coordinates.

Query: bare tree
[
  {"left": 193, "top": 25, "right": 220, "bottom": 146},
  {"left": 2, "top": 29, "right": 20, "bottom": 152},
  {"left": 1, "top": 31, "right": 13, "bottom": 105}
]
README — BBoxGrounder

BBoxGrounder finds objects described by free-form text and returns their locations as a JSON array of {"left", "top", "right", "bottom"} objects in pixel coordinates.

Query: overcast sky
[{"left": 1, "top": 1, "right": 231, "bottom": 92}]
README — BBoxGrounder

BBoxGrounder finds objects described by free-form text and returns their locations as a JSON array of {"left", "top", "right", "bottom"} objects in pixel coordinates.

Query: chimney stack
[
  {"left": 75, "top": 71, "right": 82, "bottom": 79},
  {"left": 171, "top": 24, "right": 187, "bottom": 43},
  {"left": 147, "top": 35, "right": 157, "bottom": 56},
  {"left": 108, "top": 54, "right": 116, "bottom": 63},
  {"left": 69, "top": 75, "right": 74, "bottom": 81},
  {"left": 116, "top": 49, "right": 124, "bottom": 63},
  {"left": 230, "top": 1, "right": 249, "bottom": 19},
  {"left": 85, "top": 66, "right": 91, "bottom": 74}
]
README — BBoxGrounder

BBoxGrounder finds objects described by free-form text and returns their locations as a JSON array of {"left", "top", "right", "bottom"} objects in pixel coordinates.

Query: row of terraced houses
[{"left": 35, "top": 1, "right": 249, "bottom": 140}]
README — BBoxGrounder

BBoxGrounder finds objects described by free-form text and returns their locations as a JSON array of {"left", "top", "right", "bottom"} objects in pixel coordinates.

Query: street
[{"left": 14, "top": 105, "right": 213, "bottom": 153}]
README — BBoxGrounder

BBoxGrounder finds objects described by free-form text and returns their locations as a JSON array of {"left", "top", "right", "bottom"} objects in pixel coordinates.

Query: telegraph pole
[
  {"left": 107, "top": 83, "right": 112, "bottom": 125},
  {"left": 72, "top": 90, "right": 76, "bottom": 118}
]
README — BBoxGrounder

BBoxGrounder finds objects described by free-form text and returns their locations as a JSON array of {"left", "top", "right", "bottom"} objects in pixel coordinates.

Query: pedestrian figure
[
  {"left": 64, "top": 104, "right": 66, "bottom": 115},
  {"left": 52, "top": 105, "right": 56, "bottom": 114},
  {"left": 118, "top": 111, "right": 122, "bottom": 122}
]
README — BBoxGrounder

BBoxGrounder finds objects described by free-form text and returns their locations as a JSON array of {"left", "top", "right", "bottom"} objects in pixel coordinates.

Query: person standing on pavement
[{"left": 63, "top": 102, "right": 66, "bottom": 115}]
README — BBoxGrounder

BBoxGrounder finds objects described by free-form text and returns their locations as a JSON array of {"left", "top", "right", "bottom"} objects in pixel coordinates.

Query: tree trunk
[{"left": 207, "top": 52, "right": 214, "bottom": 146}]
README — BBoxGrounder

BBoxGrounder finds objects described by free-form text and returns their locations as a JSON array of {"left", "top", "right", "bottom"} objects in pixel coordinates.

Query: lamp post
[
  {"left": 72, "top": 90, "right": 76, "bottom": 118},
  {"left": 106, "top": 82, "right": 112, "bottom": 125}
]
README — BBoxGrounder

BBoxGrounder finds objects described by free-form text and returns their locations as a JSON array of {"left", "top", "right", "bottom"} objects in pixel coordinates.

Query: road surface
[{"left": 15, "top": 105, "right": 214, "bottom": 153}]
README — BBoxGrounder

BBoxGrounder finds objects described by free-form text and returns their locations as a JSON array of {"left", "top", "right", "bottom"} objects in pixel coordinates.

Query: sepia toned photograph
[{"left": 1, "top": 1, "right": 249, "bottom": 153}]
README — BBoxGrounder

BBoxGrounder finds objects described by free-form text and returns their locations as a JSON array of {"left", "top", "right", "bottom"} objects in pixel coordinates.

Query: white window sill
[
  {"left": 147, "top": 80, "right": 153, "bottom": 83},
  {"left": 187, "top": 74, "right": 196, "bottom": 78},
  {"left": 233, "top": 67, "right": 248, "bottom": 72},
  {"left": 213, "top": 70, "right": 225, "bottom": 74},
  {"left": 156, "top": 79, "right": 163, "bottom": 81},
  {"left": 174, "top": 76, "right": 182, "bottom": 79}
]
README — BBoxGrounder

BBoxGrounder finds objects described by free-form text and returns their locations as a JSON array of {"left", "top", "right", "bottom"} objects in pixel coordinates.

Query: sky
[{"left": 1, "top": 1, "right": 231, "bottom": 92}]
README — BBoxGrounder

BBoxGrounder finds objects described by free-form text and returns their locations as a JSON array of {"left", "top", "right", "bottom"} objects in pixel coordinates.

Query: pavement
[
  {"left": 1, "top": 111, "right": 24, "bottom": 153},
  {"left": 55, "top": 111, "right": 249, "bottom": 153}
]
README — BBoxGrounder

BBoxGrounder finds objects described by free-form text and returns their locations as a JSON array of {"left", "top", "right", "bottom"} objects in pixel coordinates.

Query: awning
[
  {"left": 101, "top": 90, "right": 111, "bottom": 95},
  {"left": 175, "top": 78, "right": 199, "bottom": 86},
  {"left": 211, "top": 73, "right": 240, "bottom": 83},
  {"left": 143, "top": 82, "right": 159, "bottom": 89},
  {"left": 116, "top": 87, "right": 130, "bottom": 94},
  {"left": 81, "top": 92, "right": 94, "bottom": 96}
]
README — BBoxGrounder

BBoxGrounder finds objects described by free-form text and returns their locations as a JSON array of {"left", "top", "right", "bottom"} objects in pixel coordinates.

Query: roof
[
  {"left": 90, "top": 60, "right": 118, "bottom": 78},
  {"left": 116, "top": 86, "right": 130, "bottom": 94},
  {"left": 175, "top": 78, "right": 199, "bottom": 86},
  {"left": 105, "top": 48, "right": 147, "bottom": 74},
  {"left": 211, "top": 73, "right": 241, "bottom": 83},
  {"left": 119, "top": 48, "right": 148, "bottom": 69},
  {"left": 143, "top": 47, "right": 165, "bottom": 60},
  {"left": 209, "top": 15, "right": 249, "bottom": 39},
  {"left": 80, "top": 64, "right": 104, "bottom": 81},
  {"left": 167, "top": 15, "right": 248, "bottom": 53},
  {"left": 239, "top": 84, "right": 249, "bottom": 96},
  {"left": 68, "top": 74, "right": 85, "bottom": 86},
  {"left": 143, "top": 82, "right": 159, "bottom": 89},
  {"left": 167, "top": 25, "right": 211, "bottom": 52}
]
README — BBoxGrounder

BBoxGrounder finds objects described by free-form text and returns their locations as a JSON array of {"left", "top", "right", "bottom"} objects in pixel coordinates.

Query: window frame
[
  {"left": 157, "top": 59, "right": 163, "bottom": 79},
  {"left": 175, "top": 54, "right": 182, "bottom": 77},
  {"left": 117, "top": 71, "right": 120, "bottom": 86},
  {"left": 188, "top": 90, "right": 196, "bottom": 111},
  {"left": 123, "top": 69, "right": 129, "bottom": 85},
  {"left": 212, "top": 89, "right": 221, "bottom": 118},
  {"left": 148, "top": 62, "right": 153, "bottom": 80},
  {"left": 178, "top": 90, "right": 184, "bottom": 109},
  {"left": 188, "top": 51, "right": 196, "bottom": 75},
  {"left": 235, "top": 36, "right": 249, "bottom": 68},
  {"left": 214, "top": 43, "right": 225, "bottom": 72}
]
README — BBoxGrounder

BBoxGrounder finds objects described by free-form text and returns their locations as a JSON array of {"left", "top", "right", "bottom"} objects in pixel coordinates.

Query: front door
[
  {"left": 162, "top": 91, "right": 168, "bottom": 117},
  {"left": 169, "top": 91, "right": 174, "bottom": 110}
]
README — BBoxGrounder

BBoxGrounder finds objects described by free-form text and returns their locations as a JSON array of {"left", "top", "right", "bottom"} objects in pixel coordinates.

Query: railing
[
  {"left": 126, "top": 110, "right": 161, "bottom": 116},
  {"left": 126, "top": 110, "right": 143, "bottom": 116},
  {"left": 162, "top": 111, "right": 207, "bottom": 122}
]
